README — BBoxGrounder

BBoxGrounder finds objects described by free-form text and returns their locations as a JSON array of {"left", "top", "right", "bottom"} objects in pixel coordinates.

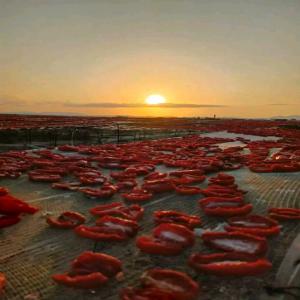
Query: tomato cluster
[
  {"left": 0, "top": 124, "right": 299, "bottom": 297},
  {"left": 52, "top": 251, "right": 122, "bottom": 289},
  {"left": 0, "top": 187, "right": 38, "bottom": 229}
]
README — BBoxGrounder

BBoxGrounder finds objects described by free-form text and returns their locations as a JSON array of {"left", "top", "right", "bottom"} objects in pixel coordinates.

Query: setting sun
[{"left": 145, "top": 94, "right": 166, "bottom": 105}]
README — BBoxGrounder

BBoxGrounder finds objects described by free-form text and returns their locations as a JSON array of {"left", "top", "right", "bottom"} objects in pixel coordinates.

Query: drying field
[{"left": 0, "top": 128, "right": 299, "bottom": 300}]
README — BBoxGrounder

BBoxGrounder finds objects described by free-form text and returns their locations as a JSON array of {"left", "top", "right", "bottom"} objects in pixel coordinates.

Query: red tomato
[
  {"left": 89, "top": 202, "right": 144, "bottom": 221},
  {"left": 79, "top": 175, "right": 107, "bottom": 185},
  {"left": 142, "top": 179, "right": 175, "bottom": 193},
  {"left": 28, "top": 173, "right": 62, "bottom": 182},
  {"left": 47, "top": 211, "right": 86, "bottom": 229},
  {"left": 52, "top": 182, "right": 81, "bottom": 191},
  {"left": 174, "top": 185, "right": 202, "bottom": 195},
  {"left": 110, "top": 171, "right": 137, "bottom": 181},
  {"left": 269, "top": 207, "right": 300, "bottom": 220},
  {"left": 52, "top": 251, "right": 122, "bottom": 289},
  {"left": 0, "top": 194, "right": 38, "bottom": 215},
  {"left": 75, "top": 216, "right": 139, "bottom": 241},
  {"left": 225, "top": 215, "right": 280, "bottom": 236},
  {"left": 122, "top": 188, "right": 153, "bottom": 202},
  {"left": 144, "top": 172, "right": 167, "bottom": 180},
  {"left": 154, "top": 210, "right": 201, "bottom": 229},
  {"left": 121, "top": 268, "right": 199, "bottom": 300},
  {"left": 116, "top": 179, "right": 138, "bottom": 192},
  {"left": 80, "top": 185, "right": 117, "bottom": 199},
  {"left": 0, "top": 187, "right": 8, "bottom": 196},
  {"left": 169, "top": 169, "right": 204, "bottom": 177},
  {"left": 189, "top": 252, "right": 272, "bottom": 276},
  {"left": 141, "top": 269, "right": 199, "bottom": 300},
  {"left": 0, "top": 215, "right": 21, "bottom": 228},
  {"left": 201, "top": 231, "right": 268, "bottom": 256},
  {"left": 199, "top": 196, "right": 252, "bottom": 217},
  {"left": 171, "top": 175, "right": 206, "bottom": 185},
  {"left": 0, "top": 272, "right": 6, "bottom": 293},
  {"left": 136, "top": 223, "right": 195, "bottom": 256},
  {"left": 121, "top": 286, "right": 175, "bottom": 300}
]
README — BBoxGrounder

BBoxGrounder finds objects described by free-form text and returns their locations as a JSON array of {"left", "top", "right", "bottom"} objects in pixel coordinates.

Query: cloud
[
  {"left": 268, "top": 103, "right": 288, "bottom": 106},
  {"left": 64, "top": 102, "right": 228, "bottom": 108},
  {"left": 0, "top": 96, "right": 29, "bottom": 106},
  {"left": 0, "top": 96, "right": 65, "bottom": 107},
  {"left": 157, "top": 103, "right": 227, "bottom": 108},
  {"left": 2, "top": 111, "right": 86, "bottom": 116},
  {"left": 271, "top": 115, "right": 300, "bottom": 119},
  {"left": 0, "top": 98, "right": 19, "bottom": 105}
]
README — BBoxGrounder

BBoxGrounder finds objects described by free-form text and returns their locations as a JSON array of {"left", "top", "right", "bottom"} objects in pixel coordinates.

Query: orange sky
[{"left": 1, "top": 1, "right": 300, "bottom": 118}]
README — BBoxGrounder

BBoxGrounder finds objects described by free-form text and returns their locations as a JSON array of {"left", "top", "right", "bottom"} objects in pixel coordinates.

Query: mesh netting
[{"left": 0, "top": 162, "right": 299, "bottom": 300}]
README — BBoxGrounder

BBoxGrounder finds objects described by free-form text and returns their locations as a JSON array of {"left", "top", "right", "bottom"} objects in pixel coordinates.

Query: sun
[{"left": 145, "top": 94, "right": 166, "bottom": 105}]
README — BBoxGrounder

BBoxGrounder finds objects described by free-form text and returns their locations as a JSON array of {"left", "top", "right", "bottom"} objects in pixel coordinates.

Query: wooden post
[
  {"left": 54, "top": 129, "right": 58, "bottom": 147},
  {"left": 97, "top": 129, "right": 102, "bottom": 144},
  {"left": 116, "top": 124, "right": 120, "bottom": 144},
  {"left": 28, "top": 128, "right": 32, "bottom": 144}
]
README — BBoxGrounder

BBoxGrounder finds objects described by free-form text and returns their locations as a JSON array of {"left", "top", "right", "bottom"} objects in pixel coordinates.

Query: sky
[{"left": 1, "top": 0, "right": 300, "bottom": 118}]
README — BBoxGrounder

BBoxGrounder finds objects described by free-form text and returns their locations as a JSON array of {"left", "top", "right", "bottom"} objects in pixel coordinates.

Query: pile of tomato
[
  {"left": 0, "top": 187, "right": 38, "bottom": 229},
  {"left": 0, "top": 114, "right": 115, "bottom": 130}
]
